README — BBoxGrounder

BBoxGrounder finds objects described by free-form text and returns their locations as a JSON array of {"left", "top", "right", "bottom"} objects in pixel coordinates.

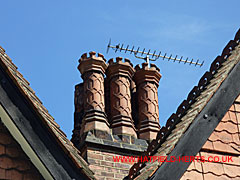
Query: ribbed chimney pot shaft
[
  {"left": 78, "top": 52, "right": 110, "bottom": 133},
  {"left": 133, "top": 63, "right": 161, "bottom": 141},
  {"left": 106, "top": 57, "right": 137, "bottom": 137}
]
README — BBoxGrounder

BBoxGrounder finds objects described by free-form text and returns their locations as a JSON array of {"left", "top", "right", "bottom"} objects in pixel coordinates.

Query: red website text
[{"left": 113, "top": 155, "right": 233, "bottom": 163}]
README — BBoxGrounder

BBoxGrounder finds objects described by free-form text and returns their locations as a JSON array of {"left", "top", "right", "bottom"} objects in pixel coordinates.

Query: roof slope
[
  {"left": 128, "top": 28, "right": 240, "bottom": 180},
  {"left": 180, "top": 95, "right": 240, "bottom": 180},
  {"left": 0, "top": 46, "right": 95, "bottom": 179}
]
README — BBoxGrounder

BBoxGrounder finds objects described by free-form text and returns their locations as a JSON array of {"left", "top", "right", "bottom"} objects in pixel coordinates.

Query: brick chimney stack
[
  {"left": 72, "top": 53, "right": 154, "bottom": 179},
  {"left": 77, "top": 51, "right": 110, "bottom": 133},
  {"left": 133, "top": 63, "right": 161, "bottom": 141},
  {"left": 106, "top": 57, "right": 137, "bottom": 137}
]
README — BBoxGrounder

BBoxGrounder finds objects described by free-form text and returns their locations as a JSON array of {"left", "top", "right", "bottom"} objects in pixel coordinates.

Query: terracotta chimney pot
[
  {"left": 106, "top": 57, "right": 137, "bottom": 137},
  {"left": 133, "top": 63, "right": 161, "bottom": 141},
  {"left": 78, "top": 51, "right": 110, "bottom": 133}
]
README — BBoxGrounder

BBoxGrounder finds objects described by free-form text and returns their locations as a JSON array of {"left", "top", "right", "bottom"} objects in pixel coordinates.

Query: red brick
[
  {"left": 115, "top": 173, "right": 125, "bottom": 178},
  {"left": 87, "top": 149, "right": 96, "bottom": 154},
  {"left": 94, "top": 149, "right": 103, "bottom": 155},
  {"left": 86, "top": 149, "right": 136, "bottom": 179},
  {"left": 104, "top": 155, "right": 114, "bottom": 162},
  {"left": 88, "top": 158, "right": 100, "bottom": 165},
  {"left": 102, "top": 151, "right": 115, "bottom": 156},
  {"left": 88, "top": 152, "right": 103, "bottom": 160},
  {"left": 101, "top": 171, "right": 114, "bottom": 177},
  {"left": 96, "top": 176, "right": 105, "bottom": 180},
  {"left": 89, "top": 164, "right": 105, "bottom": 171},
  {"left": 115, "top": 162, "right": 131, "bottom": 169},
  {"left": 100, "top": 160, "right": 114, "bottom": 167},
  {"left": 107, "top": 178, "right": 118, "bottom": 180},
  {"left": 93, "top": 170, "right": 102, "bottom": 176},
  {"left": 105, "top": 167, "right": 120, "bottom": 173},
  {"left": 119, "top": 169, "right": 129, "bottom": 174}
]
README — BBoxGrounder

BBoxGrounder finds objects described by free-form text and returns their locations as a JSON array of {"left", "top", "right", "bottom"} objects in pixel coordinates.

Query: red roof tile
[
  {"left": 202, "top": 161, "right": 224, "bottom": 176},
  {"left": 203, "top": 173, "right": 230, "bottom": 180},
  {"left": 215, "top": 121, "right": 239, "bottom": 134},
  {"left": 182, "top": 98, "right": 240, "bottom": 179},
  {"left": 222, "top": 163, "right": 240, "bottom": 178},
  {"left": 202, "top": 140, "right": 215, "bottom": 151},
  {"left": 180, "top": 170, "right": 204, "bottom": 180}
]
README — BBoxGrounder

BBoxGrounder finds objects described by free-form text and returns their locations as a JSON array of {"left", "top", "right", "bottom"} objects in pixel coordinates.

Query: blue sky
[{"left": 1, "top": 1, "right": 239, "bottom": 138}]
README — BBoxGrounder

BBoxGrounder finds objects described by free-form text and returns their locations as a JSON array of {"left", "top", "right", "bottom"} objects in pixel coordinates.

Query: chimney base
[
  {"left": 81, "top": 110, "right": 110, "bottom": 134},
  {"left": 112, "top": 126, "right": 137, "bottom": 138},
  {"left": 138, "top": 131, "right": 159, "bottom": 141}
]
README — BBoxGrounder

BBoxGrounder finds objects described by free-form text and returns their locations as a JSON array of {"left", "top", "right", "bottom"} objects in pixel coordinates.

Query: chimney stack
[
  {"left": 77, "top": 51, "right": 110, "bottom": 134},
  {"left": 133, "top": 63, "right": 161, "bottom": 141},
  {"left": 106, "top": 57, "right": 137, "bottom": 137},
  {"left": 72, "top": 52, "right": 161, "bottom": 179}
]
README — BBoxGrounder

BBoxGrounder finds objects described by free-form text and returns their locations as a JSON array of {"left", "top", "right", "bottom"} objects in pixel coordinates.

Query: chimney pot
[
  {"left": 106, "top": 58, "right": 137, "bottom": 137},
  {"left": 77, "top": 52, "right": 110, "bottom": 134},
  {"left": 133, "top": 64, "right": 161, "bottom": 141}
]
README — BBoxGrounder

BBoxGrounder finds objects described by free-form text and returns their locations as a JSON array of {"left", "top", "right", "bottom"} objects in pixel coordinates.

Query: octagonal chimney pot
[
  {"left": 133, "top": 63, "right": 161, "bottom": 141},
  {"left": 106, "top": 57, "right": 137, "bottom": 137},
  {"left": 77, "top": 52, "right": 110, "bottom": 134}
]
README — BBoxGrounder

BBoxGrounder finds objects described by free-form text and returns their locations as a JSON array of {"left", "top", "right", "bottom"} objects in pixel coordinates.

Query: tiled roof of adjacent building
[
  {"left": 0, "top": 46, "right": 95, "bottom": 179},
  {"left": 128, "top": 28, "right": 240, "bottom": 180},
  {"left": 181, "top": 96, "right": 240, "bottom": 180}
]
